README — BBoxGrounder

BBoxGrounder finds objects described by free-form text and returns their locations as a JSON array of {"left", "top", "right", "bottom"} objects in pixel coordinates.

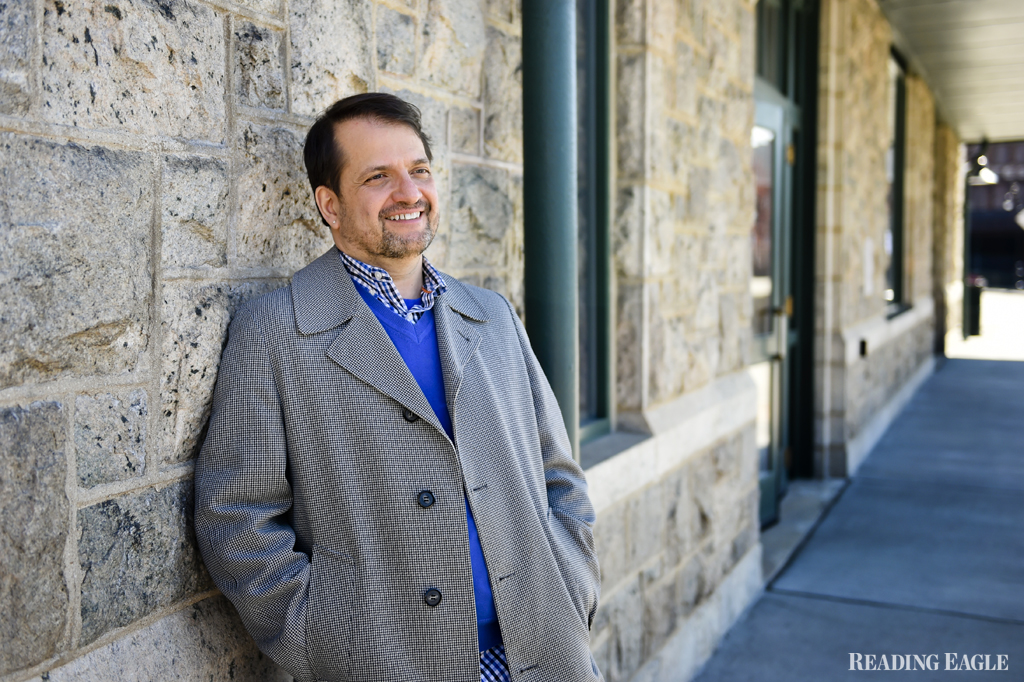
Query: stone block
[
  {"left": 615, "top": 283, "right": 644, "bottom": 413},
  {"left": 41, "top": 0, "right": 225, "bottom": 141},
  {"left": 484, "top": 0, "right": 514, "bottom": 22},
  {"left": 616, "top": 52, "right": 644, "bottom": 179},
  {"left": 615, "top": 0, "right": 644, "bottom": 45},
  {"left": 482, "top": 25, "right": 522, "bottom": 164},
  {"left": 450, "top": 106, "right": 480, "bottom": 155},
  {"left": 0, "top": 0, "right": 32, "bottom": 115},
  {"left": 738, "top": 5, "right": 755, "bottom": 88},
  {"left": 696, "top": 97, "right": 723, "bottom": 160},
  {"left": 161, "top": 155, "right": 229, "bottom": 270},
  {"left": 0, "top": 402, "right": 70, "bottom": 675},
  {"left": 663, "top": 466, "right": 697, "bottom": 566},
  {"left": 78, "top": 479, "right": 212, "bottom": 645},
  {"left": 377, "top": 6, "right": 415, "bottom": 76},
  {"left": 648, "top": 0, "right": 675, "bottom": 53},
  {"left": 718, "top": 292, "right": 742, "bottom": 374},
  {"left": 447, "top": 165, "right": 514, "bottom": 270},
  {"left": 75, "top": 389, "right": 147, "bottom": 488},
  {"left": 592, "top": 576, "right": 644, "bottom": 682},
  {"left": 159, "top": 280, "right": 280, "bottom": 465},
  {"left": 651, "top": 117, "right": 693, "bottom": 188},
  {"left": 0, "top": 135, "right": 152, "bottom": 389},
  {"left": 289, "top": 0, "right": 372, "bottom": 116},
  {"left": 613, "top": 186, "right": 643, "bottom": 279},
  {"left": 234, "top": 21, "right": 285, "bottom": 110},
  {"left": 647, "top": 312, "right": 687, "bottom": 404},
  {"left": 626, "top": 481, "right": 665, "bottom": 571},
  {"left": 694, "top": 271, "right": 720, "bottom": 329},
  {"left": 232, "top": 0, "right": 282, "bottom": 17},
  {"left": 689, "top": 453, "right": 716, "bottom": 542},
  {"left": 705, "top": 23, "right": 736, "bottom": 91},
  {"left": 420, "top": 0, "right": 485, "bottom": 99},
  {"left": 642, "top": 558, "right": 702, "bottom": 661},
  {"left": 40, "top": 596, "right": 290, "bottom": 681},
  {"left": 234, "top": 121, "right": 329, "bottom": 269},
  {"left": 594, "top": 500, "right": 629, "bottom": 590},
  {"left": 674, "top": 42, "right": 697, "bottom": 116},
  {"left": 647, "top": 188, "right": 676, "bottom": 276},
  {"left": 730, "top": 486, "right": 758, "bottom": 565}
]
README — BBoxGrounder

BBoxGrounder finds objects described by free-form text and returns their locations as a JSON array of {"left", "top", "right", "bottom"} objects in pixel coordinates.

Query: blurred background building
[{"left": 1, "top": 0, "right": 1020, "bottom": 680}]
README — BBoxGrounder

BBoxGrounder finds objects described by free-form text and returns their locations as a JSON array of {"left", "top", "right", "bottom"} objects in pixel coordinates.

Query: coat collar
[
  {"left": 292, "top": 247, "right": 488, "bottom": 334},
  {"left": 291, "top": 247, "right": 487, "bottom": 442}
]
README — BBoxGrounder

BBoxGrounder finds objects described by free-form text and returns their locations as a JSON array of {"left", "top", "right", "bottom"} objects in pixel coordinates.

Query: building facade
[{"left": 0, "top": 0, "right": 963, "bottom": 680}]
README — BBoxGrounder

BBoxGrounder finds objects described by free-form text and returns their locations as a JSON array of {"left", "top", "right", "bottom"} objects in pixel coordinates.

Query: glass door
[{"left": 751, "top": 93, "right": 795, "bottom": 526}]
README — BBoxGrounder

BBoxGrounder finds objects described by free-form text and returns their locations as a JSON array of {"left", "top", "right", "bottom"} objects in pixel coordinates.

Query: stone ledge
[
  {"left": 846, "top": 354, "right": 936, "bottom": 476},
  {"left": 626, "top": 543, "right": 763, "bottom": 682},
  {"left": 840, "top": 296, "right": 935, "bottom": 367},
  {"left": 585, "top": 369, "right": 757, "bottom": 516}
]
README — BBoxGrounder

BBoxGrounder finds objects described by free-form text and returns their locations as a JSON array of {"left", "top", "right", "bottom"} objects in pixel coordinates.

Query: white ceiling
[{"left": 878, "top": 0, "right": 1024, "bottom": 143}]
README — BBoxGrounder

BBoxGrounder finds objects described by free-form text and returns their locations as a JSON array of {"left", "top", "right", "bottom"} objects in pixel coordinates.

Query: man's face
[{"left": 325, "top": 117, "right": 440, "bottom": 266}]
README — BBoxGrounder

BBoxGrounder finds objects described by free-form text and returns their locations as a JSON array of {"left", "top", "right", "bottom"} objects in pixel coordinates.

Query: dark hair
[{"left": 303, "top": 93, "right": 433, "bottom": 226}]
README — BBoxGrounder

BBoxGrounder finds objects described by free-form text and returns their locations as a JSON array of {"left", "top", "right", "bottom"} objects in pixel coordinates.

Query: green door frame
[{"left": 753, "top": 82, "right": 799, "bottom": 526}]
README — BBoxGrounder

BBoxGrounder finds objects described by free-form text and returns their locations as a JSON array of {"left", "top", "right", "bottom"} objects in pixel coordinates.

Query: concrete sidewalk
[{"left": 691, "top": 358, "right": 1024, "bottom": 681}]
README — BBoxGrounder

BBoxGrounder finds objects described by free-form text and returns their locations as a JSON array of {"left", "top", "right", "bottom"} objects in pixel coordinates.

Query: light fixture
[{"left": 967, "top": 142, "right": 999, "bottom": 186}]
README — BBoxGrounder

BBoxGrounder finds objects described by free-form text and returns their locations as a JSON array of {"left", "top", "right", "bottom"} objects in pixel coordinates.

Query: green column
[{"left": 522, "top": 0, "right": 579, "bottom": 460}]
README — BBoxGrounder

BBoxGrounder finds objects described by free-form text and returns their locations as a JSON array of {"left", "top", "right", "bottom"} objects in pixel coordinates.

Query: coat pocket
[
  {"left": 306, "top": 545, "right": 355, "bottom": 681},
  {"left": 544, "top": 507, "right": 594, "bottom": 631}
]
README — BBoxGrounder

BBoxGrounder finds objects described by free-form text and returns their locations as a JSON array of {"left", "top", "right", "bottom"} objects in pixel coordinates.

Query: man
[{"left": 195, "top": 93, "right": 603, "bottom": 682}]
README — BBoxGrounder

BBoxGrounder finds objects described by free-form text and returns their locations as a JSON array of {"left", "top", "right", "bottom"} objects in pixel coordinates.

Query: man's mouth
[{"left": 384, "top": 211, "right": 423, "bottom": 222}]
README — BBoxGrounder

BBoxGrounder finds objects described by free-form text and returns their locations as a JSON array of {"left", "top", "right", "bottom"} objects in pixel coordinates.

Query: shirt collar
[{"left": 338, "top": 250, "right": 447, "bottom": 322}]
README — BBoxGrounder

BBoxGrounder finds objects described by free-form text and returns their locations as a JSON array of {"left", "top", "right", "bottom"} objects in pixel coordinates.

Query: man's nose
[{"left": 392, "top": 171, "right": 421, "bottom": 204}]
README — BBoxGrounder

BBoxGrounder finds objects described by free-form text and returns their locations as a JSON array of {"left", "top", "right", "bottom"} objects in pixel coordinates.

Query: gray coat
[{"left": 194, "top": 248, "right": 602, "bottom": 682}]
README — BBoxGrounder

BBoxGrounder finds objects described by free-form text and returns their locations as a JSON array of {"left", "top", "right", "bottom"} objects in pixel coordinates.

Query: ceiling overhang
[{"left": 878, "top": 0, "right": 1024, "bottom": 143}]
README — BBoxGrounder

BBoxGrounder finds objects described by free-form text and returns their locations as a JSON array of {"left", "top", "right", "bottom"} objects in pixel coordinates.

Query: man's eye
[
  {"left": 413, "top": 168, "right": 430, "bottom": 175},
  {"left": 367, "top": 173, "right": 385, "bottom": 181}
]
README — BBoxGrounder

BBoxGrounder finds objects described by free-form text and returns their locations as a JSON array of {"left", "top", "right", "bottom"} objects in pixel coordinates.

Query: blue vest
[{"left": 355, "top": 283, "right": 503, "bottom": 652}]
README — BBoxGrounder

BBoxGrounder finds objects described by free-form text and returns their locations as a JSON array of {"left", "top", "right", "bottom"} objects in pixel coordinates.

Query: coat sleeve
[
  {"left": 193, "top": 305, "right": 316, "bottom": 682},
  {"left": 503, "top": 298, "right": 602, "bottom": 629}
]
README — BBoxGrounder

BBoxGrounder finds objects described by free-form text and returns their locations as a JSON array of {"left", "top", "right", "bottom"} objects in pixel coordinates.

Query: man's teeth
[{"left": 386, "top": 212, "right": 421, "bottom": 221}]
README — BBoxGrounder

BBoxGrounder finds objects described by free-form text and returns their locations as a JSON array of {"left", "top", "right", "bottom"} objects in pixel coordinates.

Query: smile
[{"left": 385, "top": 212, "right": 422, "bottom": 221}]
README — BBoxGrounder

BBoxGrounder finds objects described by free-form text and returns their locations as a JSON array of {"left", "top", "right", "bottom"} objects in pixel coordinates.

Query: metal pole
[{"left": 522, "top": 0, "right": 579, "bottom": 460}]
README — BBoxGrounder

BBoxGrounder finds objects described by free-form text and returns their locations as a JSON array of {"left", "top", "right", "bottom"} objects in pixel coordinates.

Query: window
[
  {"left": 576, "top": 0, "right": 612, "bottom": 442},
  {"left": 884, "top": 52, "right": 907, "bottom": 307},
  {"left": 756, "top": 0, "right": 787, "bottom": 95}
]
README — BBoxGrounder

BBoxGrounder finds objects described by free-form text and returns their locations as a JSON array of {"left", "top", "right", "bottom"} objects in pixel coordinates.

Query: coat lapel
[
  {"left": 291, "top": 248, "right": 445, "bottom": 438},
  {"left": 433, "top": 279, "right": 486, "bottom": 428}
]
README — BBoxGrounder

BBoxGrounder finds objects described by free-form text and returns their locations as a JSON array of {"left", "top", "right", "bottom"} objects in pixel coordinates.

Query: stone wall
[
  {"left": 904, "top": 75, "right": 936, "bottom": 306},
  {"left": 814, "top": 0, "right": 947, "bottom": 476},
  {"left": 614, "top": 0, "right": 755, "bottom": 420},
  {"left": 932, "top": 122, "right": 964, "bottom": 347},
  {"left": 582, "top": 0, "right": 763, "bottom": 680},
  {"left": 0, "top": 0, "right": 522, "bottom": 679}
]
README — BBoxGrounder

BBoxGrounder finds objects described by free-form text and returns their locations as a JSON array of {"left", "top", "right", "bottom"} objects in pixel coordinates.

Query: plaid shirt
[{"left": 339, "top": 250, "right": 447, "bottom": 322}]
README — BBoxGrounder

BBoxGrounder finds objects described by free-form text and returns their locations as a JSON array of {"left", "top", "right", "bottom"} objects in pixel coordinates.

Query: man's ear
[{"left": 314, "top": 185, "right": 341, "bottom": 231}]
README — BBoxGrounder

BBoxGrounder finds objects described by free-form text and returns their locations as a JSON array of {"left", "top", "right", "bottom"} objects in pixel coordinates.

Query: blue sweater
[{"left": 355, "top": 284, "right": 503, "bottom": 652}]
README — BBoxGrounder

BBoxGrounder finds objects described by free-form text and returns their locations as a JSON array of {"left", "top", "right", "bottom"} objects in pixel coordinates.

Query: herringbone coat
[{"left": 194, "top": 248, "right": 603, "bottom": 682}]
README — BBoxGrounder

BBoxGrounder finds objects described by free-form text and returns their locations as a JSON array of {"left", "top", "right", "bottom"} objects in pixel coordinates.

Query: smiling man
[{"left": 195, "top": 93, "right": 603, "bottom": 682}]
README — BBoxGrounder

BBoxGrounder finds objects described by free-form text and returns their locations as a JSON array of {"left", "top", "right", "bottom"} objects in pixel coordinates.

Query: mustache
[{"left": 379, "top": 201, "right": 430, "bottom": 220}]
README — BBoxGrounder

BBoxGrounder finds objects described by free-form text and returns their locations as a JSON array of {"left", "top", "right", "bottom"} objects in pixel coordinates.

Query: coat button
[
  {"left": 402, "top": 408, "right": 419, "bottom": 422},
  {"left": 424, "top": 588, "right": 442, "bottom": 607},
  {"left": 418, "top": 490, "right": 435, "bottom": 508}
]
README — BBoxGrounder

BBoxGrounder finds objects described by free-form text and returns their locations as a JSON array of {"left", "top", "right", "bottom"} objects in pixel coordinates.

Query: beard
[
  {"left": 377, "top": 202, "right": 438, "bottom": 259},
  {"left": 338, "top": 200, "right": 439, "bottom": 260}
]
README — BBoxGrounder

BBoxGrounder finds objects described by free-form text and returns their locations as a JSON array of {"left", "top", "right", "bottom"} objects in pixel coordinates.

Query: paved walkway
[{"left": 692, "top": 355, "right": 1024, "bottom": 681}]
